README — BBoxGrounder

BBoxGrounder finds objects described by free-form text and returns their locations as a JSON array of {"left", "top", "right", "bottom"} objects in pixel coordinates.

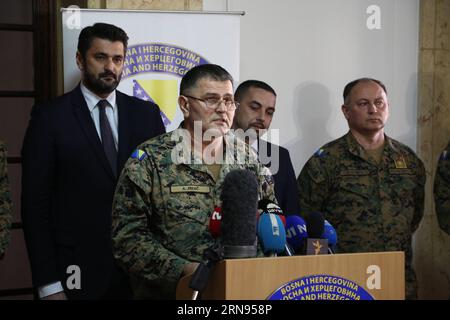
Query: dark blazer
[
  {"left": 21, "top": 85, "right": 165, "bottom": 299},
  {"left": 258, "top": 140, "right": 300, "bottom": 215}
]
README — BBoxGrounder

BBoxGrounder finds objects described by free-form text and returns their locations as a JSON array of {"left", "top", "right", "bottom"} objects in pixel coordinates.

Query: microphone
[
  {"left": 189, "top": 169, "right": 259, "bottom": 299},
  {"left": 303, "top": 211, "right": 328, "bottom": 255},
  {"left": 258, "top": 199, "right": 291, "bottom": 255},
  {"left": 257, "top": 213, "right": 287, "bottom": 257},
  {"left": 322, "top": 220, "right": 337, "bottom": 254},
  {"left": 208, "top": 206, "right": 222, "bottom": 238},
  {"left": 220, "top": 169, "right": 259, "bottom": 258},
  {"left": 304, "top": 211, "right": 324, "bottom": 238},
  {"left": 285, "top": 215, "right": 308, "bottom": 253}
]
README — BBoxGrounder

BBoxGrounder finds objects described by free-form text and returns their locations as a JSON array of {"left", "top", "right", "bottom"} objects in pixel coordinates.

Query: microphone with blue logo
[
  {"left": 322, "top": 220, "right": 337, "bottom": 254},
  {"left": 285, "top": 215, "right": 308, "bottom": 254},
  {"left": 286, "top": 213, "right": 337, "bottom": 255},
  {"left": 258, "top": 199, "right": 291, "bottom": 256},
  {"left": 257, "top": 212, "right": 287, "bottom": 257}
]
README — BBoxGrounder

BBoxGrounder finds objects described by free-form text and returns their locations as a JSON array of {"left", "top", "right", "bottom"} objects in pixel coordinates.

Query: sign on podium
[{"left": 176, "top": 251, "right": 404, "bottom": 300}]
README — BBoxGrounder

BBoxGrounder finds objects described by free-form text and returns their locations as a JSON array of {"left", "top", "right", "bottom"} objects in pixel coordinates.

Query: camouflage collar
[
  {"left": 345, "top": 132, "right": 366, "bottom": 158},
  {"left": 345, "top": 132, "right": 403, "bottom": 160},
  {"left": 167, "top": 127, "right": 259, "bottom": 168}
]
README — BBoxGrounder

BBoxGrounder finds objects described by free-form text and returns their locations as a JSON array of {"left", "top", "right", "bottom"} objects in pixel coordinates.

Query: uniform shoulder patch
[
  {"left": 314, "top": 148, "right": 327, "bottom": 158},
  {"left": 131, "top": 149, "right": 148, "bottom": 161}
]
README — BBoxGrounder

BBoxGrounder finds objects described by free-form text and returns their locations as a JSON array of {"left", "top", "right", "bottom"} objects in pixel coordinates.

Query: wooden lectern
[{"left": 176, "top": 251, "right": 404, "bottom": 300}]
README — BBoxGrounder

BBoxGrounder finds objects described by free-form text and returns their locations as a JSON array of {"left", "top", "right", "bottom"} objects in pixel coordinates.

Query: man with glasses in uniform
[{"left": 111, "top": 64, "right": 276, "bottom": 299}]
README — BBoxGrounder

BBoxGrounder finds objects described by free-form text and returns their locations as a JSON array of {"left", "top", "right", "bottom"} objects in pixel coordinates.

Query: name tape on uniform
[{"left": 170, "top": 185, "right": 211, "bottom": 193}]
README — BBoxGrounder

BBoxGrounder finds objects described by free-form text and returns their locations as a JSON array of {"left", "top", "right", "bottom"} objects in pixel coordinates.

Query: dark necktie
[{"left": 98, "top": 99, "right": 117, "bottom": 177}]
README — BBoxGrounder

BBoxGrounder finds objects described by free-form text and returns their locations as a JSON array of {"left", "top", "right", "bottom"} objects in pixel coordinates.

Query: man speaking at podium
[
  {"left": 111, "top": 64, "right": 276, "bottom": 299},
  {"left": 297, "top": 78, "right": 426, "bottom": 299}
]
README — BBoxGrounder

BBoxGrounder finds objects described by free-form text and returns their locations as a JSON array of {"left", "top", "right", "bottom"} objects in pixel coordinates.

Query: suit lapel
[
  {"left": 117, "top": 91, "right": 131, "bottom": 172},
  {"left": 71, "top": 85, "right": 116, "bottom": 180}
]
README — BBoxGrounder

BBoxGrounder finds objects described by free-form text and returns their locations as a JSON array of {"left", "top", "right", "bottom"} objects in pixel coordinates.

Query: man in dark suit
[
  {"left": 233, "top": 80, "right": 299, "bottom": 215},
  {"left": 21, "top": 23, "right": 165, "bottom": 300}
]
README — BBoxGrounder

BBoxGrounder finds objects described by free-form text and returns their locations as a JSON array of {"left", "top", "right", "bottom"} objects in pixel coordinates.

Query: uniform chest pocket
[
  {"left": 386, "top": 169, "right": 419, "bottom": 227},
  {"left": 163, "top": 184, "right": 212, "bottom": 226},
  {"left": 338, "top": 170, "right": 372, "bottom": 200},
  {"left": 330, "top": 171, "right": 373, "bottom": 225},
  {"left": 388, "top": 169, "right": 417, "bottom": 202}
]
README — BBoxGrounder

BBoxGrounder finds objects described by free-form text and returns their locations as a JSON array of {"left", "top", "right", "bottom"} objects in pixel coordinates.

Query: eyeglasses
[{"left": 184, "top": 95, "right": 239, "bottom": 110}]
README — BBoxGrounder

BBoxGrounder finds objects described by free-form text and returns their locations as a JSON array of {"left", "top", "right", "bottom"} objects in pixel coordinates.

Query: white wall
[{"left": 205, "top": 0, "right": 420, "bottom": 175}]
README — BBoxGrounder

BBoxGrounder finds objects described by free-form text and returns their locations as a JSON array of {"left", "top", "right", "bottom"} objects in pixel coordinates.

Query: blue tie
[{"left": 98, "top": 100, "right": 117, "bottom": 177}]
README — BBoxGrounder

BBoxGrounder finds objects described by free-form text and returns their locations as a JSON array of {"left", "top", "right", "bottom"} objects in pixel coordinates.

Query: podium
[{"left": 176, "top": 251, "right": 404, "bottom": 300}]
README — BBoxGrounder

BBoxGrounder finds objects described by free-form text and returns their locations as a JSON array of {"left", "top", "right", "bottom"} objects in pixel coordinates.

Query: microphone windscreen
[
  {"left": 220, "top": 169, "right": 259, "bottom": 246},
  {"left": 322, "top": 220, "right": 337, "bottom": 246},
  {"left": 257, "top": 213, "right": 286, "bottom": 254},
  {"left": 304, "top": 211, "right": 325, "bottom": 238},
  {"left": 285, "top": 215, "right": 308, "bottom": 250}
]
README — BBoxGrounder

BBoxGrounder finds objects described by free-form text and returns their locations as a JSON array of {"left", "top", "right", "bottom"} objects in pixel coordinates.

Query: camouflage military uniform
[
  {"left": 297, "top": 132, "right": 426, "bottom": 299},
  {"left": 434, "top": 140, "right": 450, "bottom": 235},
  {"left": 0, "top": 140, "right": 12, "bottom": 258},
  {"left": 112, "top": 128, "right": 276, "bottom": 299}
]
